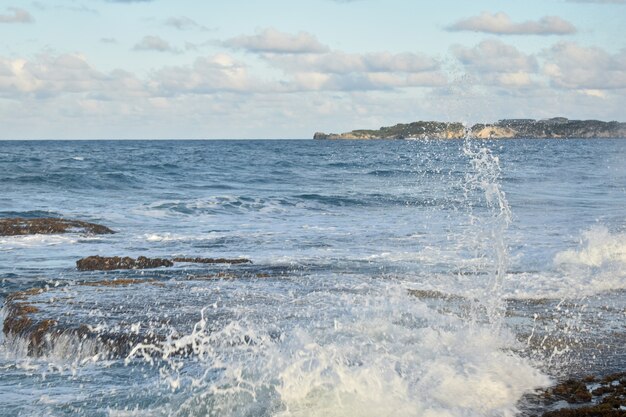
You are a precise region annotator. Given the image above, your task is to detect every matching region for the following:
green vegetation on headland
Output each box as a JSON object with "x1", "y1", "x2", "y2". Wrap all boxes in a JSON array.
[{"x1": 313, "y1": 117, "x2": 626, "y2": 140}]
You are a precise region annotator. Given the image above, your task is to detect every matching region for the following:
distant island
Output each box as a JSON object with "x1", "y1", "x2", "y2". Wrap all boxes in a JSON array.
[{"x1": 313, "y1": 118, "x2": 626, "y2": 140}]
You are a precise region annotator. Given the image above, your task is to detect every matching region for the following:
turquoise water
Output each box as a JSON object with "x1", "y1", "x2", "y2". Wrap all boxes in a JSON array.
[{"x1": 0, "y1": 139, "x2": 625, "y2": 416}]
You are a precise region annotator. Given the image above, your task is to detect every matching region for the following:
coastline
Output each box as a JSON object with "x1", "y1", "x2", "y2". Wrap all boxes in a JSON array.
[{"x1": 314, "y1": 117, "x2": 626, "y2": 140}]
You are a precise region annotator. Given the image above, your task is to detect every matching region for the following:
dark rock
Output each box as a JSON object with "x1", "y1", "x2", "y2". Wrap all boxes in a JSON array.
[
  {"x1": 2, "y1": 282, "x2": 163, "y2": 357},
  {"x1": 172, "y1": 257, "x2": 252, "y2": 265},
  {"x1": 552, "y1": 379, "x2": 592, "y2": 403},
  {"x1": 542, "y1": 407, "x2": 626, "y2": 417},
  {"x1": 76, "y1": 256, "x2": 174, "y2": 271},
  {"x1": 0, "y1": 217, "x2": 115, "y2": 236},
  {"x1": 79, "y1": 278, "x2": 158, "y2": 287},
  {"x1": 537, "y1": 373, "x2": 626, "y2": 417}
]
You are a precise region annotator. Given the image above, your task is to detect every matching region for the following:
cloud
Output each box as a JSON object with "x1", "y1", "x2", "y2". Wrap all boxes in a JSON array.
[
  {"x1": 452, "y1": 40, "x2": 540, "y2": 89},
  {"x1": 288, "y1": 71, "x2": 446, "y2": 92},
  {"x1": 0, "y1": 7, "x2": 34, "y2": 23},
  {"x1": 0, "y1": 53, "x2": 144, "y2": 99},
  {"x1": 1, "y1": 49, "x2": 624, "y2": 139},
  {"x1": 266, "y1": 51, "x2": 439, "y2": 74},
  {"x1": 447, "y1": 12, "x2": 576, "y2": 35},
  {"x1": 543, "y1": 42, "x2": 626, "y2": 90},
  {"x1": 451, "y1": 38, "x2": 626, "y2": 95},
  {"x1": 253, "y1": 45, "x2": 445, "y2": 92},
  {"x1": 452, "y1": 39, "x2": 538, "y2": 73},
  {"x1": 133, "y1": 36, "x2": 180, "y2": 53},
  {"x1": 152, "y1": 54, "x2": 264, "y2": 95},
  {"x1": 31, "y1": 2, "x2": 98, "y2": 14},
  {"x1": 224, "y1": 28, "x2": 329, "y2": 54},
  {"x1": 164, "y1": 16, "x2": 207, "y2": 31}
]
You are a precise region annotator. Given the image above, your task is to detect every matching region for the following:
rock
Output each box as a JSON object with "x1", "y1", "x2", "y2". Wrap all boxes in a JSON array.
[
  {"x1": 552, "y1": 379, "x2": 592, "y2": 403},
  {"x1": 2, "y1": 283, "x2": 163, "y2": 357},
  {"x1": 172, "y1": 257, "x2": 252, "y2": 265},
  {"x1": 0, "y1": 217, "x2": 115, "y2": 236},
  {"x1": 536, "y1": 373, "x2": 626, "y2": 417},
  {"x1": 76, "y1": 256, "x2": 174, "y2": 271}
]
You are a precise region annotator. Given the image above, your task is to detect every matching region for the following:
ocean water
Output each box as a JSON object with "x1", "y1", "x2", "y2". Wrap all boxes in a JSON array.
[{"x1": 0, "y1": 139, "x2": 625, "y2": 416}]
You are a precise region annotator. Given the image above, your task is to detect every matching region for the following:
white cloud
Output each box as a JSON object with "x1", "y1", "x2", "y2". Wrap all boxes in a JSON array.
[
  {"x1": 579, "y1": 89, "x2": 607, "y2": 98},
  {"x1": 133, "y1": 35, "x2": 179, "y2": 53},
  {"x1": 0, "y1": 54, "x2": 144, "y2": 99},
  {"x1": 151, "y1": 54, "x2": 263, "y2": 95},
  {"x1": 266, "y1": 51, "x2": 438, "y2": 74},
  {"x1": 257, "y1": 46, "x2": 444, "y2": 91},
  {"x1": 0, "y1": 7, "x2": 34, "y2": 23},
  {"x1": 452, "y1": 39, "x2": 538, "y2": 73},
  {"x1": 31, "y1": 2, "x2": 98, "y2": 14},
  {"x1": 221, "y1": 29, "x2": 445, "y2": 91},
  {"x1": 224, "y1": 28, "x2": 329, "y2": 54},
  {"x1": 289, "y1": 71, "x2": 446, "y2": 92},
  {"x1": 447, "y1": 12, "x2": 576, "y2": 35},
  {"x1": 543, "y1": 42, "x2": 626, "y2": 89},
  {"x1": 450, "y1": 40, "x2": 543, "y2": 91},
  {"x1": 164, "y1": 16, "x2": 207, "y2": 31}
]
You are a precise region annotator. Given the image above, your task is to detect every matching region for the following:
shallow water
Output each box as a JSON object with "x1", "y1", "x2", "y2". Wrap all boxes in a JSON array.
[{"x1": 0, "y1": 139, "x2": 625, "y2": 416}]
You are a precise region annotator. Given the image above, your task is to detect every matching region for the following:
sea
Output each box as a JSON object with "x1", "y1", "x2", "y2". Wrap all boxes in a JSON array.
[{"x1": 0, "y1": 139, "x2": 624, "y2": 416}]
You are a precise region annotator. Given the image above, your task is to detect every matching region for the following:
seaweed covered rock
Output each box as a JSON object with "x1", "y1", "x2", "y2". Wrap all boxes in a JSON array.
[
  {"x1": 0, "y1": 217, "x2": 114, "y2": 236},
  {"x1": 539, "y1": 374, "x2": 626, "y2": 417},
  {"x1": 2, "y1": 282, "x2": 163, "y2": 357},
  {"x1": 76, "y1": 256, "x2": 174, "y2": 271},
  {"x1": 172, "y1": 257, "x2": 252, "y2": 265}
]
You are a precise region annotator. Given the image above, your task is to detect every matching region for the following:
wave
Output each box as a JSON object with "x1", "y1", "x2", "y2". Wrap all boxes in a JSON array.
[
  {"x1": 140, "y1": 196, "x2": 292, "y2": 217},
  {"x1": 554, "y1": 226, "x2": 626, "y2": 267},
  {"x1": 0, "y1": 234, "x2": 103, "y2": 250},
  {"x1": 124, "y1": 287, "x2": 548, "y2": 417}
]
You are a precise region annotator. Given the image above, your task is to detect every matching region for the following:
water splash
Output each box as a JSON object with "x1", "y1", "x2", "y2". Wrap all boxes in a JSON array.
[
  {"x1": 124, "y1": 286, "x2": 547, "y2": 417},
  {"x1": 462, "y1": 135, "x2": 512, "y2": 330}
]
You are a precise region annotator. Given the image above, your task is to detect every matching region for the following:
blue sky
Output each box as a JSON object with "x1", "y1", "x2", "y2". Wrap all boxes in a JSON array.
[{"x1": 1, "y1": 0, "x2": 625, "y2": 138}]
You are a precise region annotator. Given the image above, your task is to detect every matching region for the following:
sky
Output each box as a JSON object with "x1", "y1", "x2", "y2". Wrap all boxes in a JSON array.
[{"x1": 0, "y1": 0, "x2": 625, "y2": 139}]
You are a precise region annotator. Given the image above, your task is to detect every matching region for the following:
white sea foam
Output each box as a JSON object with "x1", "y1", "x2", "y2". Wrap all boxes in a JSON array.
[
  {"x1": 554, "y1": 226, "x2": 626, "y2": 268},
  {"x1": 125, "y1": 287, "x2": 548, "y2": 417},
  {"x1": 0, "y1": 234, "x2": 101, "y2": 250},
  {"x1": 0, "y1": 307, "x2": 107, "y2": 376},
  {"x1": 143, "y1": 233, "x2": 208, "y2": 243}
]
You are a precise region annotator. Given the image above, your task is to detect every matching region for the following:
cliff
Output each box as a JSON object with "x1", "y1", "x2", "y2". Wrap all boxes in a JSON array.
[{"x1": 314, "y1": 118, "x2": 626, "y2": 140}]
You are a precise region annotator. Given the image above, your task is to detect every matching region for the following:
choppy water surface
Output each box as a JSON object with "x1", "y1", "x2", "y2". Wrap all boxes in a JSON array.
[{"x1": 0, "y1": 139, "x2": 625, "y2": 416}]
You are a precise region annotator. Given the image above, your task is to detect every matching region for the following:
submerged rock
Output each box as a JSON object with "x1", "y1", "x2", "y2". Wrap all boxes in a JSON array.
[
  {"x1": 76, "y1": 256, "x2": 253, "y2": 271},
  {"x1": 76, "y1": 256, "x2": 174, "y2": 271},
  {"x1": 0, "y1": 217, "x2": 114, "y2": 236},
  {"x1": 172, "y1": 257, "x2": 252, "y2": 265},
  {"x1": 2, "y1": 280, "x2": 167, "y2": 357}
]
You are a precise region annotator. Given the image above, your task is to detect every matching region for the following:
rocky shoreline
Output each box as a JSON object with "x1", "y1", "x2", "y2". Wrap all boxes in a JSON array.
[
  {"x1": 314, "y1": 117, "x2": 626, "y2": 140},
  {"x1": 526, "y1": 374, "x2": 626, "y2": 416},
  {"x1": 1, "y1": 216, "x2": 624, "y2": 416}
]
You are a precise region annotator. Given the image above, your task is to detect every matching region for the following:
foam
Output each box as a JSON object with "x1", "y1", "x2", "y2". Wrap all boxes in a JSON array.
[
  {"x1": 554, "y1": 226, "x2": 626, "y2": 268},
  {"x1": 0, "y1": 234, "x2": 101, "y2": 250},
  {"x1": 125, "y1": 287, "x2": 548, "y2": 417}
]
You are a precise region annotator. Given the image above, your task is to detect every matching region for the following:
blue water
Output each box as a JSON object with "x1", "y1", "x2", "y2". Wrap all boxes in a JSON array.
[{"x1": 0, "y1": 139, "x2": 625, "y2": 416}]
